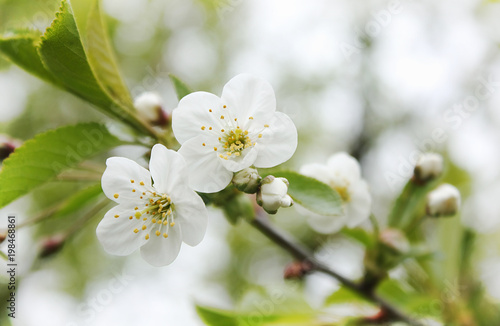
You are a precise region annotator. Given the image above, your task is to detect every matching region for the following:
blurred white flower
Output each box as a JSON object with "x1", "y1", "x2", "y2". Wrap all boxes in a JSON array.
[
  {"x1": 414, "y1": 153, "x2": 443, "y2": 183},
  {"x1": 97, "y1": 144, "x2": 208, "y2": 266},
  {"x1": 462, "y1": 184, "x2": 500, "y2": 233},
  {"x1": 172, "y1": 74, "x2": 298, "y2": 193},
  {"x1": 426, "y1": 184, "x2": 461, "y2": 217},
  {"x1": 257, "y1": 176, "x2": 293, "y2": 214},
  {"x1": 299, "y1": 153, "x2": 372, "y2": 234}
]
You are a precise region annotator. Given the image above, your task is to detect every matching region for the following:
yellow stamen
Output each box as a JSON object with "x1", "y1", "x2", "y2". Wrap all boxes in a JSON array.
[
  {"x1": 156, "y1": 230, "x2": 161, "y2": 236},
  {"x1": 201, "y1": 126, "x2": 206, "y2": 130},
  {"x1": 140, "y1": 181, "x2": 145, "y2": 186},
  {"x1": 134, "y1": 228, "x2": 139, "y2": 233},
  {"x1": 135, "y1": 212, "x2": 142, "y2": 218},
  {"x1": 142, "y1": 225, "x2": 147, "y2": 230},
  {"x1": 114, "y1": 194, "x2": 119, "y2": 199},
  {"x1": 145, "y1": 234, "x2": 150, "y2": 240},
  {"x1": 114, "y1": 214, "x2": 119, "y2": 218},
  {"x1": 163, "y1": 233, "x2": 168, "y2": 238}
]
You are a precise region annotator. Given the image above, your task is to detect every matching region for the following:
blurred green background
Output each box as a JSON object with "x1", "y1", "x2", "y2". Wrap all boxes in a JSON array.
[{"x1": 1, "y1": 0, "x2": 500, "y2": 325}]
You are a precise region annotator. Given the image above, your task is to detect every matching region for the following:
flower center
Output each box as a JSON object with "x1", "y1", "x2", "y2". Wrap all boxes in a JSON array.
[
  {"x1": 219, "y1": 127, "x2": 254, "y2": 159},
  {"x1": 333, "y1": 185, "x2": 350, "y2": 202},
  {"x1": 126, "y1": 180, "x2": 177, "y2": 240}
]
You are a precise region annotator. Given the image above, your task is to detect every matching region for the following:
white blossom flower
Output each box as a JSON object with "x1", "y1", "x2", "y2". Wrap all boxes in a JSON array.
[
  {"x1": 299, "y1": 153, "x2": 372, "y2": 234},
  {"x1": 97, "y1": 144, "x2": 208, "y2": 266},
  {"x1": 172, "y1": 74, "x2": 298, "y2": 193},
  {"x1": 426, "y1": 184, "x2": 461, "y2": 217},
  {"x1": 257, "y1": 176, "x2": 293, "y2": 214},
  {"x1": 414, "y1": 153, "x2": 443, "y2": 182}
]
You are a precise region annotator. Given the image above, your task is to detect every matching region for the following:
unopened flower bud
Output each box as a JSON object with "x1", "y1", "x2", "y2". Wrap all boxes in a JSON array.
[
  {"x1": 232, "y1": 167, "x2": 262, "y2": 193},
  {"x1": 39, "y1": 234, "x2": 65, "y2": 258},
  {"x1": 0, "y1": 134, "x2": 21, "y2": 162},
  {"x1": 134, "y1": 92, "x2": 168, "y2": 126},
  {"x1": 379, "y1": 228, "x2": 410, "y2": 253},
  {"x1": 257, "y1": 176, "x2": 293, "y2": 214},
  {"x1": 426, "y1": 184, "x2": 461, "y2": 217},
  {"x1": 284, "y1": 261, "x2": 313, "y2": 279},
  {"x1": 414, "y1": 153, "x2": 443, "y2": 183}
]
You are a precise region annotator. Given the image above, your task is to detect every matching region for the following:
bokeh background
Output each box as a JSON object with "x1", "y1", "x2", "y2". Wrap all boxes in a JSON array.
[{"x1": 1, "y1": 0, "x2": 500, "y2": 324}]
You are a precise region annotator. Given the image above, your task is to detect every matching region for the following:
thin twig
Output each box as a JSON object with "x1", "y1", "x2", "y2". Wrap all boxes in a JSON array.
[{"x1": 249, "y1": 214, "x2": 423, "y2": 326}]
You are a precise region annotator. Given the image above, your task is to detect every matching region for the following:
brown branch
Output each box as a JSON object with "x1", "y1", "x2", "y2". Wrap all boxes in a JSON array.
[{"x1": 249, "y1": 214, "x2": 422, "y2": 326}]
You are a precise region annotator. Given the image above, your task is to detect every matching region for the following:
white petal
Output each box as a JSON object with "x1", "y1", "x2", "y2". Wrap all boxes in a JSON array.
[
  {"x1": 96, "y1": 205, "x2": 148, "y2": 256},
  {"x1": 218, "y1": 146, "x2": 258, "y2": 172},
  {"x1": 172, "y1": 92, "x2": 223, "y2": 144},
  {"x1": 140, "y1": 223, "x2": 183, "y2": 266},
  {"x1": 253, "y1": 112, "x2": 298, "y2": 168},
  {"x1": 300, "y1": 163, "x2": 334, "y2": 184},
  {"x1": 327, "y1": 153, "x2": 361, "y2": 182},
  {"x1": 345, "y1": 181, "x2": 372, "y2": 228},
  {"x1": 149, "y1": 144, "x2": 188, "y2": 194},
  {"x1": 178, "y1": 136, "x2": 233, "y2": 193},
  {"x1": 220, "y1": 74, "x2": 276, "y2": 122},
  {"x1": 173, "y1": 188, "x2": 208, "y2": 246},
  {"x1": 307, "y1": 211, "x2": 348, "y2": 234},
  {"x1": 101, "y1": 157, "x2": 152, "y2": 204}
]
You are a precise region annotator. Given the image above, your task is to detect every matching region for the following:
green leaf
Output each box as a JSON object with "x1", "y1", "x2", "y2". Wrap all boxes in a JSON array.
[
  {"x1": 325, "y1": 287, "x2": 370, "y2": 306},
  {"x1": 269, "y1": 171, "x2": 343, "y2": 216},
  {"x1": 169, "y1": 74, "x2": 193, "y2": 100},
  {"x1": 341, "y1": 227, "x2": 375, "y2": 248},
  {"x1": 196, "y1": 305, "x2": 313, "y2": 326},
  {"x1": 0, "y1": 30, "x2": 59, "y2": 85},
  {"x1": 52, "y1": 183, "x2": 103, "y2": 218},
  {"x1": 196, "y1": 306, "x2": 240, "y2": 326},
  {"x1": 36, "y1": 0, "x2": 154, "y2": 137},
  {"x1": 38, "y1": 1, "x2": 117, "y2": 111},
  {"x1": 376, "y1": 279, "x2": 436, "y2": 315},
  {"x1": 86, "y1": 0, "x2": 133, "y2": 108},
  {"x1": 0, "y1": 123, "x2": 123, "y2": 208}
]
